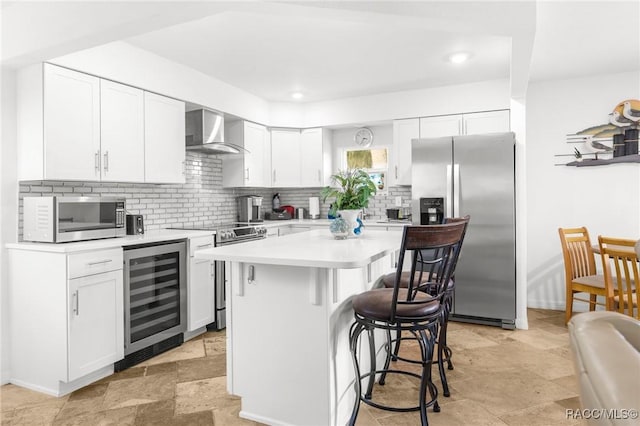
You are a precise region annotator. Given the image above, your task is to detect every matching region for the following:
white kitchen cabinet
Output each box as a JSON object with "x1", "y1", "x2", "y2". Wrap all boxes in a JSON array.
[
  {"x1": 188, "y1": 235, "x2": 215, "y2": 331},
  {"x1": 462, "y1": 110, "x2": 510, "y2": 135},
  {"x1": 68, "y1": 269, "x2": 123, "y2": 381},
  {"x1": 300, "y1": 128, "x2": 333, "y2": 187},
  {"x1": 100, "y1": 80, "x2": 145, "y2": 182},
  {"x1": 8, "y1": 247, "x2": 123, "y2": 396},
  {"x1": 390, "y1": 118, "x2": 419, "y2": 186},
  {"x1": 271, "y1": 129, "x2": 302, "y2": 187},
  {"x1": 418, "y1": 115, "x2": 462, "y2": 138},
  {"x1": 144, "y1": 92, "x2": 186, "y2": 184},
  {"x1": 223, "y1": 121, "x2": 270, "y2": 187},
  {"x1": 41, "y1": 63, "x2": 101, "y2": 181},
  {"x1": 269, "y1": 127, "x2": 332, "y2": 188},
  {"x1": 17, "y1": 63, "x2": 185, "y2": 183},
  {"x1": 419, "y1": 110, "x2": 510, "y2": 138}
]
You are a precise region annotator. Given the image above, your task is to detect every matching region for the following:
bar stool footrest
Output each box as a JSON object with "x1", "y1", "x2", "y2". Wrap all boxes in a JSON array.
[{"x1": 357, "y1": 368, "x2": 440, "y2": 412}]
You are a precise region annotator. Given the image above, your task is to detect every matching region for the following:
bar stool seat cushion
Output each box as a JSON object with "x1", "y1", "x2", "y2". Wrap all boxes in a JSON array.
[
  {"x1": 381, "y1": 271, "x2": 455, "y2": 291},
  {"x1": 352, "y1": 288, "x2": 440, "y2": 321}
]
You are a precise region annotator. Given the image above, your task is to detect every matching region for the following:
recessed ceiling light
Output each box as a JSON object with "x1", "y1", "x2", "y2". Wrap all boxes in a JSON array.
[
  {"x1": 447, "y1": 52, "x2": 471, "y2": 64},
  {"x1": 291, "y1": 92, "x2": 304, "y2": 100}
]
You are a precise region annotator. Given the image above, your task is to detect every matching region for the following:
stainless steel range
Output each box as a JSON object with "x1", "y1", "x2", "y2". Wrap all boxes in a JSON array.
[
  {"x1": 214, "y1": 222, "x2": 267, "y2": 246},
  {"x1": 169, "y1": 222, "x2": 267, "y2": 330}
]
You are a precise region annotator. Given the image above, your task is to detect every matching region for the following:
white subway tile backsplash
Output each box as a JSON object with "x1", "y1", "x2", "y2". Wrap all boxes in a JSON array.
[{"x1": 18, "y1": 151, "x2": 412, "y2": 239}]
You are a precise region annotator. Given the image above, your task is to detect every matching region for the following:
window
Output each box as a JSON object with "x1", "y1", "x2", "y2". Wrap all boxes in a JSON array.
[{"x1": 345, "y1": 147, "x2": 388, "y2": 192}]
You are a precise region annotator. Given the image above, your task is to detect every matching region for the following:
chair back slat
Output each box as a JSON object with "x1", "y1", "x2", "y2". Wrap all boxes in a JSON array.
[
  {"x1": 598, "y1": 236, "x2": 639, "y2": 319},
  {"x1": 391, "y1": 220, "x2": 468, "y2": 322},
  {"x1": 559, "y1": 227, "x2": 597, "y2": 280}
]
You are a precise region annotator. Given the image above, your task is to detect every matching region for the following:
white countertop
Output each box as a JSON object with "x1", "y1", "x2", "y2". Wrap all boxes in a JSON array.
[
  {"x1": 6, "y1": 229, "x2": 215, "y2": 253},
  {"x1": 263, "y1": 218, "x2": 411, "y2": 228},
  {"x1": 195, "y1": 228, "x2": 402, "y2": 269}
]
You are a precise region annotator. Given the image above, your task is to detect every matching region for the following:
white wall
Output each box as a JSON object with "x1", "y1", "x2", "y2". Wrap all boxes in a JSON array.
[
  {"x1": 511, "y1": 96, "x2": 528, "y2": 329},
  {"x1": 1, "y1": 67, "x2": 18, "y2": 385},
  {"x1": 296, "y1": 79, "x2": 511, "y2": 128},
  {"x1": 526, "y1": 70, "x2": 640, "y2": 310},
  {"x1": 50, "y1": 41, "x2": 271, "y2": 126}
]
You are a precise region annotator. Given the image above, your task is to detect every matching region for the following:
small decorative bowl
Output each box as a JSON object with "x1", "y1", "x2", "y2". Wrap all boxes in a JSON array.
[{"x1": 330, "y1": 217, "x2": 349, "y2": 240}]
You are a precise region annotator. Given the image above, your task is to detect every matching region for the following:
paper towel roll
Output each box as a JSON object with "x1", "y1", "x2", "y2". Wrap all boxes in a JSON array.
[{"x1": 309, "y1": 197, "x2": 320, "y2": 219}]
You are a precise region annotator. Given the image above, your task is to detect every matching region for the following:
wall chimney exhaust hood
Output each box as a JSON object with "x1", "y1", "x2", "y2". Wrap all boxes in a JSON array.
[{"x1": 185, "y1": 109, "x2": 249, "y2": 154}]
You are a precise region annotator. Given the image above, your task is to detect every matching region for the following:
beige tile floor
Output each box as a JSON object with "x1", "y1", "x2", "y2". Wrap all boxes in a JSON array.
[{"x1": 1, "y1": 309, "x2": 582, "y2": 425}]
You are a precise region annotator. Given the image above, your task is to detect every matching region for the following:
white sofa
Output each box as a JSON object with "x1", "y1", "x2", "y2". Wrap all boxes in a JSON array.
[{"x1": 568, "y1": 311, "x2": 640, "y2": 425}]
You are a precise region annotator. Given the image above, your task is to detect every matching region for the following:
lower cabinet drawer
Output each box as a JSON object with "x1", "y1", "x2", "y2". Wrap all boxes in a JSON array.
[{"x1": 68, "y1": 248, "x2": 123, "y2": 279}]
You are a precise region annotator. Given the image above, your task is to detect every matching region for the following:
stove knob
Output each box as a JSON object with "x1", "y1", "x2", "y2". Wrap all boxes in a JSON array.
[{"x1": 257, "y1": 227, "x2": 267, "y2": 236}]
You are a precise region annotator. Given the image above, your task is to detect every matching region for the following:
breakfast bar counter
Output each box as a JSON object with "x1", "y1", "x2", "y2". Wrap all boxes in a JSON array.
[{"x1": 196, "y1": 229, "x2": 403, "y2": 425}]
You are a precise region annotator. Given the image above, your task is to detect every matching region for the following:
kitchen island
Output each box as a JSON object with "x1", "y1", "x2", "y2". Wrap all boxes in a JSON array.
[{"x1": 195, "y1": 228, "x2": 403, "y2": 426}]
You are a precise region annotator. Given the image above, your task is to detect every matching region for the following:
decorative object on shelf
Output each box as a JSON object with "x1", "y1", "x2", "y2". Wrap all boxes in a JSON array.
[
  {"x1": 329, "y1": 217, "x2": 350, "y2": 240},
  {"x1": 321, "y1": 169, "x2": 376, "y2": 237},
  {"x1": 354, "y1": 127, "x2": 374, "y2": 147},
  {"x1": 558, "y1": 99, "x2": 640, "y2": 167},
  {"x1": 573, "y1": 147, "x2": 583, "y2": 162}
]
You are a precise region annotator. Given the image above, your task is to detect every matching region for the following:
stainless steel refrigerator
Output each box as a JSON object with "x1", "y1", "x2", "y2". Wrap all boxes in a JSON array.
[{"x1": 411, "y1": 132, "x2": 516, "y2": 329}]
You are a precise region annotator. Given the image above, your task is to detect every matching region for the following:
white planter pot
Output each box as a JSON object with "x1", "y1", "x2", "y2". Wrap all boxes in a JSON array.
[{"x1": 337, "y1": 209, "x2": 363, "y2": 237}]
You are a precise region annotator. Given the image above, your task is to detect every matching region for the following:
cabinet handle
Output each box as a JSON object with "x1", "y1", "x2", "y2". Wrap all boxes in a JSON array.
[
  {"x1": 73, "y1": 291, "x2": 79, "y2": 316},
  {"x1": 248, "y1": 265, "x2": 255, "y2": 283},
  {"x1": 103, "y1": 151, "x2": 109, "y2": 172},
  {"x1": 182, "y1": 161, "x2": 186, "y2": 175},
  {"x1": 245, "y1": 168, "x2": 250, "y2": 181},
  {"x1": 94, "y1": 151, "x2": 100, "y2": 174},
  {"x1": 196, "y1": 243, "x2": 212, "y2": 249},
  {"x1": 317, "y1": 169, "x2": 321, "y2": 182},
  {"x1": 395, "y1": 165, "x2": 398, "y2": 179},
  {"x1": 211, "y1": 263, "x2": 215, "y2": 277},
  {"x1": 273, "y1": 170, "x2": 276, "y2": 183},
  {"x1": 87, "y1": 259, "x2": 112, "y2": 266}
]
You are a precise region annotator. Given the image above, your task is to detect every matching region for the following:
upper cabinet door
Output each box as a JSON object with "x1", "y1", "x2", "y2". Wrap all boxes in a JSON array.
[
  {"x1": 419, "y1": 115, "x2": 462, "y2": 138},
  {"x1": 392, "y1": 118, "x2": 419, "y2": 186},
  {"x1": 271, "y1": 129, "x2": 301, "y2": 187},
  {"x1": 462, "y1": 110, "x2": 510, "y2": 135},
  {"x1": 44, "y1": 64, "x2": 101, "y2": 181},
  {"x1": 300, "y1": 128, "x2": 324, "y2": 187},
  {"x1": 144, "y1": 92, "x2": 186, "y2": 184},
  {"x1": 100, "y1": 80, "x2": 145, "y2": 182},
  {"x1": 243, "y1": 121, "x2": 269, "y2": 187}
]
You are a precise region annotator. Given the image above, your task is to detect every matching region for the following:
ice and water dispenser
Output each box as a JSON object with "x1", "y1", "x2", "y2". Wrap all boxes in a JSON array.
[{"x1": 419, "y1": 197, "x2": 444, "y2": 225}]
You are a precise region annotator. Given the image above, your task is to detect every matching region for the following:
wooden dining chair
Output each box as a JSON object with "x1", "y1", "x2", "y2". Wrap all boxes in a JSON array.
[
  {"x1": 558, "y1": 227, "x2": 607, "y2": 324},
  {"x1": 598, "y1": 236, "x2": 639, "y2": 319}
]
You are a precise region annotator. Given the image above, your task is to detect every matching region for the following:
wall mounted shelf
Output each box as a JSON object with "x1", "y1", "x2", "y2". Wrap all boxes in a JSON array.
[{"x1": 562, "y1": 154, "x2": 640, "y2": 167}]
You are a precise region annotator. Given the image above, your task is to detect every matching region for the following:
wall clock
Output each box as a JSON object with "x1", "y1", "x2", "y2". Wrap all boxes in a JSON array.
[{"x1": 354, "y1": 127, "x2": 374, "y2": 147}]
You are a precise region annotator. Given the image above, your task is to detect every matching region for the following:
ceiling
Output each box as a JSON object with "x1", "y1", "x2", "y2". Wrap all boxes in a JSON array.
[
  {"x1": 124, "y1": 3, "x2": 517, "y2": 103},
  {"x1": 2, "y1": 1, "x2": 639, "y2": 104}
]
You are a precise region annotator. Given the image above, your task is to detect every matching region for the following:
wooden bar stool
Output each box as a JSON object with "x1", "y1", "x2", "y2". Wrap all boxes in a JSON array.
[
  {"x1": 348, "y1": 222, "x2": 466, "y2": 426},
  {"x1": 379, "y1": 215, "x2": 470, "y2": 397}
]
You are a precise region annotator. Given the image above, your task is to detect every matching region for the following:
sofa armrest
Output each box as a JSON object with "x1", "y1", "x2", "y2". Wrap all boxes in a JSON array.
[{"x1": 568, "y1": 311, "x2": 640, "y2": 425}]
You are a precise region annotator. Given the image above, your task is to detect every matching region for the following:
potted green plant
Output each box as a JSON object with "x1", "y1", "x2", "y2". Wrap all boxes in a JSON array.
[{"x1": 321, "y1": 169, "x2": 377, "y2": 237}]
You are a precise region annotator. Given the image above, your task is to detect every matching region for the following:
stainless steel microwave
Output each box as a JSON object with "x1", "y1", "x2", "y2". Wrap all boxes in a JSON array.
[{"x1": 23, "y1": 196, "x2": 126, "y2": 243}]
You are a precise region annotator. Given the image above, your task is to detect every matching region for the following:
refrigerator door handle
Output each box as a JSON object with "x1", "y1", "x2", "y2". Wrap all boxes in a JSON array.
[
  {"x1": 453, "y1": 164, "x2": 460, "y2": 217},
  {"x1": 446, "y1": 164, "x2": 453, "y2": 217}
]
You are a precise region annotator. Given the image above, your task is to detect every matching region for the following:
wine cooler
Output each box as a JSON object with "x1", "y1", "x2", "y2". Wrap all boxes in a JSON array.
[{"x1": 116, "y1": 240, "x2": 187, "y2": 370}]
